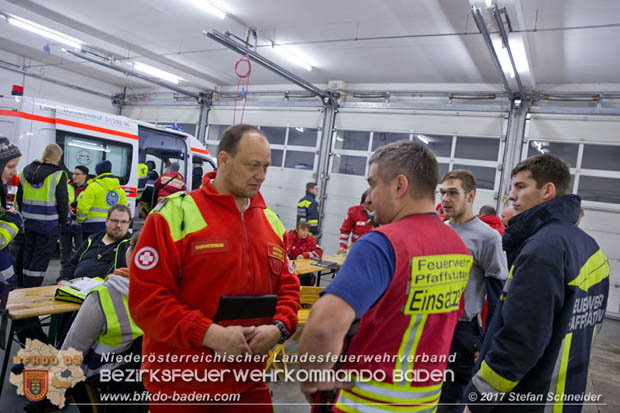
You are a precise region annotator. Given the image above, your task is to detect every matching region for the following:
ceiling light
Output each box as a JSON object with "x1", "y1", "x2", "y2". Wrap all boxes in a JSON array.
[
  {"x1": 273, "y1": 44, "x2": 314, "y2": 71},
  {"x1": 6, "y1": 15, "x2": 83, "y2": 49},
  {"x1": 492, "y1": 34, "x2": 529, "y2": 80},
  {"x1": 129, "y1": 62, "x2": 184, "y2": 84},
  {"x1": 485, "y1": 0, "x2": 493, "y2": 7},
  {"x1": 417, "y1": 135, "x2": 429, "y2": 144},
  {"x1": 194, "y1": 0, "x2": 228, "y2": 19},
  {"x1": 296, "y1": 127, "x2": 304, "y2": 132}
]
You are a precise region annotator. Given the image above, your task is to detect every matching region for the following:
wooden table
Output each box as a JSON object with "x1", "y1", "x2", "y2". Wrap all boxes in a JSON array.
[
  {"x1": 293, "y1": 253, "x2": 347, "y2": 286},
  {"x1": 0, "y1": 285, "x2": 81, "y2": 397}
]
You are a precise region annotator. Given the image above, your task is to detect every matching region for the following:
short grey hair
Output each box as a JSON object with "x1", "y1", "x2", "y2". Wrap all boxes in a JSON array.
[{"x1": 368, "y1": 140, "x2": 438, "y2": 200}]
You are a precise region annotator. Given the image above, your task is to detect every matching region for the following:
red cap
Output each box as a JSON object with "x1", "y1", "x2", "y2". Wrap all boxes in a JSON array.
[{"x1": 11, "y1": 85, "x2": 24, "y2": 96}]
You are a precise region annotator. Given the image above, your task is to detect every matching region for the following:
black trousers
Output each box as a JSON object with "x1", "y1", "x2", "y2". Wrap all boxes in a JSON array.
[
  {"x1": 438, "y1": 319, "x2": 480, "y2": 413},
  {"x1": 22, "y1": 229, "x2": 59, "y2": 287}
]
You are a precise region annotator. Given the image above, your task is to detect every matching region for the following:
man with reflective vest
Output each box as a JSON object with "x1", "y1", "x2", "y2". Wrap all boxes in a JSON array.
[
  {"x1": 153, "y1": 161, "x2": 186, "y2": 203},
  {"x1": 136, "y1": 162, "x2": 148, "y2": 202},
  {"x1": 62, "y1": 232, "x2": 144, "y2": 407},
  {"x1": 297, "y1": 181, "x2": 320, "y2": 236},
  {"x1": 0, "y1": 137, "x2": 23, "y2": 290},
  {"x1": 463, "y1": 154, "x2": 610, "y2": 413},
  {"x1": 16, "y1": 143, "x2": 69, "y2": 287},
  {"x1": 299, "y1": 140, "x2": 473, "y2": 413},
  {"x1": 129, "y1": 124, "x2": 300, "y2": 412},
  {"x1": 60, "y1": 165, "x2": 89, "y2": 268},
  {"x1": 77, "y1": 160, "x2": 128, "y2": 239},
  {"x1": 337, "y1": 190, "x2": 376, "y2": 254},
  {"x1": 57, "y1": 204, "x2": 132, "y2": 284}
]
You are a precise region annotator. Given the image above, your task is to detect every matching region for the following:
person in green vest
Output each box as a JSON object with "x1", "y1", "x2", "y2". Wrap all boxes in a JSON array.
[
  {"x1": 77, "y1": 160, "x2": 127, "y2": 239},
  {"x1": 136, "y1": 162, "x2": 148, "y2": 202},
  {"x1": 61, "y1": 231, "x2": 146, "y2": 412},
  {"x1": 60, "y1": 165, "x2": 89, "y2": 268},
  {"x1": 16, "y1": 143, "x2": 69, "y2": 288}
]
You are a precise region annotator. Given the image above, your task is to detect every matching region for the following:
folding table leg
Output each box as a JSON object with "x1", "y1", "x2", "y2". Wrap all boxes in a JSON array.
[{"x1": 0, "y1": 321, "x2": 16, "y2": 398}]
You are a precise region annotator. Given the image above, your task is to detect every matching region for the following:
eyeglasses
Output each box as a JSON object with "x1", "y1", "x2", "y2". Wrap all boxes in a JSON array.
[
  {"x1": 108, "y1": 219, "x2": 130, "y2": 226},
  {"x1": 437, "y1": 189, "x2": 467, "y2": 198}
]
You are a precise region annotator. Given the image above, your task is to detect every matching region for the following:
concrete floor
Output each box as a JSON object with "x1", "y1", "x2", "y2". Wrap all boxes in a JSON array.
[{"x1": 1, "y1": 259, "x2": 619, "y2": 412}]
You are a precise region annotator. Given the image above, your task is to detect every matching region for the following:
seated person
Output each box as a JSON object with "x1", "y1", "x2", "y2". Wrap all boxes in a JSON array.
[
  {"x1": 57, "y1": 204, "x2": 132, "y2": 285},
  {"x1": 61, "y1": 232, "x2": 146, "y2": 412},
  {"x1": 286, "y1": 221, "x2": 323, "y2": 286}
]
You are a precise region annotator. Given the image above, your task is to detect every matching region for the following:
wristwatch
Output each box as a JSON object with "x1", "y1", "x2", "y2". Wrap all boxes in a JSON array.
[{"x1": 273, "y1": 320, "x2": 290, "y2": 344}]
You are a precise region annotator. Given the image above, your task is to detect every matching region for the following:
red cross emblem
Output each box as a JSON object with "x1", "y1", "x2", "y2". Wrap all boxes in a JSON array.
[{"x1": 134, "y1": 247, "x2": 159, "y2": 270}]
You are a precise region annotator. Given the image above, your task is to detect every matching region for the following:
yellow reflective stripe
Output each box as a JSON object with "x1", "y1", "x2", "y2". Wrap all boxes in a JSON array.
[
  {"x1": 298, "y1": 200, "x2": 312, "y2": 208},
  {"x1": 0, "y1": 221, "x2": 19, "y2": 243},
  {"x1": 307, "y1": 219, "x2": 319, "y2": 224},
  {"x1": 122, "y1": 295, "x2": 144, "y2": 340},
  {"x1": 567, "y1": 249, "x2": 609, "y2": 292},
  {"x1": 263, "y1": 207, "x2": 285, "y2": 242},
  {"x1": 479, "y1": 361, "x2": 519, "y2": 393},
  {"x1": 154, "y1": 193, "x2": 207, "y2": 242},
  {"x1": 394, "y1": 314, "x2": 427, "y2": 381},
  {"x1": 508, "y1": 265, "x2": 514, "y2": 280},
  {"x1": 336, "y1": 389, "x2": 437, "y2": 413},
  {"x1": 553, "y1": 333, "x2": 573, "y2": 413},
  {"x1": 351, "y1": 380, "x2": 442, "y2": 404},
  {"x1": 94, "y1": 286, "x2": 122, "y2": 347}
]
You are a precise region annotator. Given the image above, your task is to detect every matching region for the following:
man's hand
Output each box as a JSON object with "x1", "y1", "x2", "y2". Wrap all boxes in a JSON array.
[
  {"x1": 300, "y1": 379, "x2": 354, "y2": 404},
  {"x1": 296, "y1": 254, "x2": 304, "y2": 260},
  {"x1": 336, "y1": 247, "x2": 346, "y2": 255},
  {"x1": 247, "y1": 324, "x2": 281, "y2": 355},
  {"x1": 203, "y1": 324, "x2": 254, "y2": 356}
]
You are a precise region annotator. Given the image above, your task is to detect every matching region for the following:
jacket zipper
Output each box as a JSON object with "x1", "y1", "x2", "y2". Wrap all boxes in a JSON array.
[{"x1": 240, "y1": 211, "x2": 253, "y2": 294}]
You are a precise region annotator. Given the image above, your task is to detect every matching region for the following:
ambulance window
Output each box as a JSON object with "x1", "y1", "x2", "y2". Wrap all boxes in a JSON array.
[{"x1": 56, "y1": 132, "x2": 133, "y2": 185}]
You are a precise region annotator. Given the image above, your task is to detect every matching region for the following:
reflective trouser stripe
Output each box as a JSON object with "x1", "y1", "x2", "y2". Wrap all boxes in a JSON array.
[
  {"x1": 23, "y1": 269, "x2": 45, "y2": 277},
  {"x1": 336, "y1": 389, "x2": 438, "y2": 413},
  {"x1": 1, "y1": 267, "x2": 14, "y2": 280}
]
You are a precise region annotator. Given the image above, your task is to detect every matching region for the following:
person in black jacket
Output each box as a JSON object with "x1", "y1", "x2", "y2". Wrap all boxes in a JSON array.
[
  {"x1": 296, "y1": 181, "x2": 320, "y2": 236},
  {"x1": 16, "y1": 143, "x2": 69, "y2": 287},
  {"x1": 58, "y1": 204, "x2": 132, "y2": 284},
  {"x1": 464, "y1": 154, "x2": 610, "y2": 413}
]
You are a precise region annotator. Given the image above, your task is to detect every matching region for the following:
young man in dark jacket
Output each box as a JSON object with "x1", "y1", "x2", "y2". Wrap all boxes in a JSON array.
[
  {"x1": 297, "y1": 182, "x2": 320, "y2": 236},
  {"x1": 464, "y1": 154, "x2": 610, "y2": 413}
]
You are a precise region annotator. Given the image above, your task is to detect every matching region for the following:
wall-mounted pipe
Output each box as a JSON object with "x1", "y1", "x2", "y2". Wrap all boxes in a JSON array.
[
  {"x1": 0, "y1": 60, "x2": 111, "y2": 99},
  {"x1": 65, "y1": 49, "x2": 205, "y2": 100},
  {"x1": 204, "y1": 30, "x2": 329, "y2": 101}
]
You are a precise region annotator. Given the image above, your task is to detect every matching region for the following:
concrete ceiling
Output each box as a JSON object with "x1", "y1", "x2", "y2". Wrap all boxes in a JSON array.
[{"x1": 0, "y1": 0, "x2": 619, "y2": 94}]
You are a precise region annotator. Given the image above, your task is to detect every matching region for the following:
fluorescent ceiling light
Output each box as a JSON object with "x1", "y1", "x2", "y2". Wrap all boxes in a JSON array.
[
  {"x1": 273, "y1": 44, "x2": 314, "y2": 71},
  {"x1": 417, "y1": 134, "x2": 429, "y2": 144},
  {"x1": 130, "y1": 62, "x2": 184, "y2": 84},
  {"x1": 485, "y1": 0, "x2": 493, "y2": 7},
  {"x1": 492, "y1": 34, "x2": 529, "y2": 80},
  {"x1": 194, "y1": 0, "x2": 228, "y2": 19},
  {"x1": 296, "y1": 127, "x2": 304, "y2": 132},
  {"x1": 6, "y1": 15, "x2": 83, "y2": 49}
]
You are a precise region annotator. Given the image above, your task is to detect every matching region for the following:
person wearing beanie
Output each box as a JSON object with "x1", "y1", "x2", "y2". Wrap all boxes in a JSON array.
[
  {"x1": 77, "y1": 159, "x2": 127, "y2": 239},
  {"x1": 0, "y1": 136, "x2": 23, "y2": 291},
  {"x1": 59, "y1": 165, "x2": 90, "y2": 268},
  {"x1": 154, "y1": 160, "x2": 186, "y2": 203}
]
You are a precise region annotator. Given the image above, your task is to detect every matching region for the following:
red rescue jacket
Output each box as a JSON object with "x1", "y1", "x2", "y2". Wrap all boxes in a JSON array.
[
  {"x1": 129, "y1": 171, "x2": 300, "y2": 395},
  {"x1": 339, "y1": 204, "x2": 373, "y2": 249},
  {"x1": 480, "y1": 214, "x2": 505, "y2": 236},
  {"x1": 154, "y1": 171, "x2": 186, "y2": 202},
  {"x1": 286, "y1": 229, "x2": 323, "y2": 260}
]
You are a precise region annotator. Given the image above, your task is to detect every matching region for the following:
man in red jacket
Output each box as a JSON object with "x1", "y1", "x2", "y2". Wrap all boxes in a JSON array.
[
  {"x1": 129, "y1": 124, "x2": 300, "y2": 412},
  {"x1": 477, "y1": 204, "x2": 504, "y2": 236},
  {"x1": 337, "y1": 190, "x2": 375, "y2": 254}
]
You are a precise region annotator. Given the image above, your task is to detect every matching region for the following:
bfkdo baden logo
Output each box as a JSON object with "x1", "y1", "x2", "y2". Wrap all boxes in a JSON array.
[
  {"x1": 23, "y1": 370, "x2": 49, "y2": 401},
  {"x1": 10, "y1": 339, "x2": 86, "y2": 409}
]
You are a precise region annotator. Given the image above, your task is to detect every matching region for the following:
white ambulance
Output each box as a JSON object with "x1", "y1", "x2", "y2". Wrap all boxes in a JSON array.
[{"x1": 0, "y1": 96, "x2": 216, "y2": 216}]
